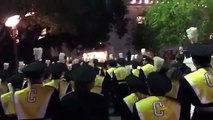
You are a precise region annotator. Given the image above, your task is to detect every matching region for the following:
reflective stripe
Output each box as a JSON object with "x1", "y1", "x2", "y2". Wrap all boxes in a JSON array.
[
  {"x1": 114, "y1": 67, "x2": 128, "y2": 80},
  {"x1": 14, "y1": 85, "x2": 54, "y2": 119},
  {"x1": 1, "y1": 92, "x2": 16, "y2": 115},
  {"x1": 123, "y1": 93, "x2": 139, "y2": 112},
  {"x1": 185, "y1": 68, "x2": 213, "y2": 104}
]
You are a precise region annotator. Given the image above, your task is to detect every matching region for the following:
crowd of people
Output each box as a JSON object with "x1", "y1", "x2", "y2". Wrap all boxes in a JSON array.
[{"x1": 0, "y1": 43, "x2": 213, "y2": 120}]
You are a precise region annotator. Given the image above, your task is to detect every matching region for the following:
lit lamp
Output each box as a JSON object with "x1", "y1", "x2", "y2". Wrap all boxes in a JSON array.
[{"x1": 5, "y1": 15, "x2": 21, "y2": 72}]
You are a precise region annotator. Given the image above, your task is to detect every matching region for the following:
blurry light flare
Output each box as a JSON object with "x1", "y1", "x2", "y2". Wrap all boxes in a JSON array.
[
  {"x1": 138, "y1": 0, "x2": 142, "y2": 4},
  {"x1": 38, "y1": 28, "x2": 47, "y2": 40},
  {"x1": 5, "y1": 15, "x2": 21, "y2": 28},
  {"x1": 130, "y1": 0, "x2": 137, "y2": 4},
  {"x1": 83, "y1": 51, "x2": 108, "y2": 61},
  {"x1": 144, "y1": 0, "x2": 150, "y2": 4},
  {"x1": 99, "y1": 42, "x2": 102, "y2": 45},
  {"x1": 25, "y1": 12, "x2": 35, "y2": 17}
]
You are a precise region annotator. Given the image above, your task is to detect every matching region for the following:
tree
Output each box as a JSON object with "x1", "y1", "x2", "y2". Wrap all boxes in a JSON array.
[
  {"x1": 0, "y1": 0, "x2": 129, "y2": 48},
  {"x1": 144, "y1": 0, "x2": 213, "y2": 47}
]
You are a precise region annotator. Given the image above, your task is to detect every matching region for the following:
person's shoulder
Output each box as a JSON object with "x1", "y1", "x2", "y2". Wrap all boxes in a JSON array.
[
  {"x1": 61, "y1": 91, "x2": 75, "y2": 101},
  {"x1": 89, "y1": 92, "x2": 105, "y2": 99},
  {"x1": 137, "y1": 96, "x2": 159, "y2": 104}
]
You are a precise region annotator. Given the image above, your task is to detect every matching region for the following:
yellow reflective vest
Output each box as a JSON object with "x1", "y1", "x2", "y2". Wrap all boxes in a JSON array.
[
  {"x1": 123, "y1": 93, "x2": 139, "y2": 112},
  {"x1": 114, "y1": 66, "x2": 128, "y2": 81},
  {"x1": 107, "y1": 67, "x2": 117, "y2": 78},
  {"x1": 184, "y1": 67, "x2": 213, "y2": 104},
  {"x1": 45, "y1": 79, "x2": 71, "y2": 99},
  {"x1": 0, "y1": 92, "x2": 15, "y2": 115},
  {"x1": 132, "y1": 69, "x2": 140, "y2": 77},
  {"x1": 14, "y1": 84, "x2": 54, "y2": 119},
  {"x1": 139, "y1": 64, "x2": 155, "y2": 78},
  {"x1": 136, "y1": 96, "x2": 180, "y2": 120},
  {"x1": 91, "y1": 75, "x2": 105, "y2": 95}
]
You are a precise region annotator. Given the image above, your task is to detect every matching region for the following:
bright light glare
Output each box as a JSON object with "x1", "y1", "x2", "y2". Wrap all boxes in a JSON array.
[
  {"x1": 38, "y1": 28, "x2": 47, "y2": 40},
  {"x1": 130, "y1": 0, "x2": 137, "y2": 4},
  {"x1": 83, "y1": 51, "x2": 108, "y2": 62},
  {"x1": 5, "y1": 15, "x2": 21, "y2": 28},
  {"x1": 144, "y1": 0, "x2": 150, "y2": 4},
  {"x1": 25, "y1": 12, "x2": 35, "y2": 17},
  {"x1": 138, "y1": 0, "x2": 142, "y2": 4}
]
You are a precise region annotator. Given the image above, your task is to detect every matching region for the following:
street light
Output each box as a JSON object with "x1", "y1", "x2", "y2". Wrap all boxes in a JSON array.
[{"x1": 5, "y1": 15, "x2": 21, "y2": 73}]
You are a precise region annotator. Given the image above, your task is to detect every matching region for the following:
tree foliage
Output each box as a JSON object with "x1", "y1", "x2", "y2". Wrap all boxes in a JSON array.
[
  {"x1": 144, "y1": 0, "x2": 213, "y2": 47},
  {"x1": 0, "y1": 0, "x2": 128, "y2": 48}
]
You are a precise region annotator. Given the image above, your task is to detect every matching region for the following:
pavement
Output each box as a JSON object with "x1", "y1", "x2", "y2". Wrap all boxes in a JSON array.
[{"x1": 110, "y1": 116, "x2": 121, "y2": 120}]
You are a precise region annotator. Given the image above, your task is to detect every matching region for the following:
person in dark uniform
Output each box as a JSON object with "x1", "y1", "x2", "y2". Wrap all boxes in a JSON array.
[
  {"x1": 61, "y1": 64, "x2": 109, "y2": 120},
  {"x1": 14, "y1": 61, "x2": 60, "y2": 120},
  {"x1": 0, "y1": 70, "x2": 9, "y2": 95},
  {"x1": 45, "y1": 63, "x2": 72, "y2": 99},
  {"x1": 178, "y1": 44, "x2": 213, "y2": 120},
  {"x1": 122, "y1": 74, "x2": 149, "y2": 120},
  {"x1": 0, "y1": 74, "x2": 23, "y2": 120},
  {"x1": 171, "y1": 53, "x2": 191, "y2": 76},
  {"x1": 112, "y1": 57, "x2": 130, "y2": 115},
  {"x1": 133, "y1": 72, "x2": 181, "y2": 120}
]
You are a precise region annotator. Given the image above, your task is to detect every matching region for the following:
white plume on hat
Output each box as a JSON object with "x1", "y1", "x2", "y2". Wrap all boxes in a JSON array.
[
  {"x1": 131, "y1": 55, "x2": 135, "y2": 61},
  {"x1": 18, "y1": 61, "x2": 25, "y2": 73},
  {"x1": 59, "y1": 52, "x2": 66, "y2": 63},
  {"x1": 45, "y1": 60, "x2": 51, "y2": 67},
  {"x1": 109, "y1": 54, "x2": 114, "y2": 60},
  {"x1": 141, "y1": 48, "x2": 146, "y2": 55},
  {"x1": 67, "y1": 64, "x2": 72, "y2": 71},
  {"x1": 33, "y1": 48, "x2": 43, "y2": 61},
  {"x1": 186, "y1": 27, "x2": 198, "y2": 44},
  {"x1": 3, "y1": 63, "x2": 9, "y2": 70},
  {"x1": 153, "y1": 56, "x2": 165, "y2": 72},
  {"x1": 118, "y1": 53, "x2": 124, "y2": 58},
  {"x1": 73, "y1": 58, "x2": 80, "y2": 64},
  {"x1": 7, "y1": 83, "x2": 14, "y2": 92},
  {"x1": 134, "y1": 54, "x2": 138, "y2": 60}
]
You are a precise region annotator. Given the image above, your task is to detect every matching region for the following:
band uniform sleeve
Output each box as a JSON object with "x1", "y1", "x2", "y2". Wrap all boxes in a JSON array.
[
  {"x1": 0, "y1": 101, "x2": 5, "y2": 116},
  {"x1": 178, "y1": 78, "x2": 200, "y2": 120},
  {"x1": 46, "y1": 89, "x2": 61, "y2": 120}
]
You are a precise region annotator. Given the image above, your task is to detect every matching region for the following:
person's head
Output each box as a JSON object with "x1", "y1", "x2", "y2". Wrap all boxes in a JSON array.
[
  {"x1": 72, "y1": 64, "x2": 96, "y2": 92},
  {"x1": 175, "y1": 53, "x2": 184, "y2": 63},
  {"x1": 7, "y1": 74, "x2": 24, "y2": 91},
  {"x1": 49, "y1": 63, "x2": 67, "y2": 80},
  {"x1": 22, "y1": 61, "x2": 47, "y2": 83},
  {"x1": 93, "y1": 59, "x2": 99, "y2": 67},
  {"x1": 108, "y1": 60, "x2": 117, "y2": 68},
  {"x1": 64, "y1": 71, "x2": 72, "y2": 82},
  {"x1": 132, "y1": 60, "x2": 140, "y2": 69},
  {"x1": 117, "y1": 58, "x2": 126, "y2": 66},
  {"x1": 188, "y1": 44, "x2": 213, "y2": 67},
  {"x1": 126, "y1": 74, "x2": 148, "y2": 95},
  {"x1": 147, "y1": 72, "x2": 172, "y2": 96}
]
